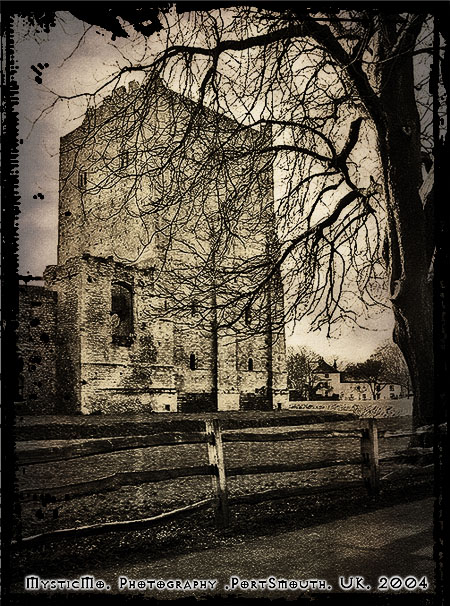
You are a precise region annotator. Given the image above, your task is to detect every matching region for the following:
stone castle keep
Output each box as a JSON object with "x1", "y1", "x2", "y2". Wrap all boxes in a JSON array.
[{"x1": 18, "y1": 78, "x2": 288, "y2": 414}]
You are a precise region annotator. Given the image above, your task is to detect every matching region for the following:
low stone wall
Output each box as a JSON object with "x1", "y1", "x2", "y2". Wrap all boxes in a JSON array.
[
  {"x1": 17, "y1": 285, "x2": 58, "y2": 413},
  {"x1": 287, "y1": 398, "x2": 413, "y2": 418}
]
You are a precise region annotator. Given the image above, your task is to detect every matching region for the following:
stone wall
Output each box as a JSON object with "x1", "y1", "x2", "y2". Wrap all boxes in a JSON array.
[
  {"x1": 39, "y1": 77, "x2": 289, "y2": 415},
  {"x1": 17, "y1": 273, "x2": 288, "y2": 414},
  {"x1": 57, "y1": 78, "x2": 272, "y2": 273},
  {"x1": 17, "y1": 285, "x2": 57, "y2": 413},
  {"x1": 44, "y1": 260, "x2": 82, "y2": 413},
  {"x1": 287, "y1": 398, "x2": 413, "y2": 418},
  {"x1": 45, "y1": 255, "x2": 177, "y2": 414},
  {"x1": 39, "y1": 252, "x2": 287, "y2": 414}
]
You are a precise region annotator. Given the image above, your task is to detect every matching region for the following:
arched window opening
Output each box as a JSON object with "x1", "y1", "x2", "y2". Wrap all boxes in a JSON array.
[
  {"x1": 111, "y1": 282, "x2": 133, "y2": 346},
  {"x1": 120, "y1": 150, "x2": 129, "y2": 168},
  {"x1": 78, "y1": 170, "x2": 87, "y2": 189},
  {"x1": 248, "y1": 357, "x2": 254, "y2": 371},
  {"x1": 189, "y1": 353, "x2": 196, "y2": 370},
  {"x1": 244, "y1": 305, "x2": 251, "y2": 326}
]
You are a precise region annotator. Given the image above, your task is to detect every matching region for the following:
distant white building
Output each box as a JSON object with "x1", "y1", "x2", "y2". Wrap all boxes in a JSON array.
[
  {"x1": 313, "y1": 359, "x2": 341, "y2": 398},
  {"x1": 310, "y1": 359, "x2": 403, "y2": 401},
  {"x1": 377, "y1": 383, "x2": 403, "y2": 400}
]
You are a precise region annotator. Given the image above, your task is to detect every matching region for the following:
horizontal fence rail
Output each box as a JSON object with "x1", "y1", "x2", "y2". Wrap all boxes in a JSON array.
[
  {"x1": 14, "y1": 499, "x2": 214, "y2": 548},
  {"x1": 19, "y1": 458, "x2": 364, "y2": 504},
  {"x1": 17, "y1": 429, "x2": 362, "y2": 466},
  {"x1": 16, "y1": 432, "x2": 207, "y2": 465},
  {"x1": 13, "y1": 418, "x2": 434, "y2": 548}
]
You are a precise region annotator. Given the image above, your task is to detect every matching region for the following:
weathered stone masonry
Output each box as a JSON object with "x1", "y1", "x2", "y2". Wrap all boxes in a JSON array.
[
  {"x1": 42, "y1": 255, "x2": 177, "y2": 414},
  {"x1": 19, "y1": 79, "x2": 288, "y2": 414},
  {"x1": 17, "y1": 285, "x2": 57, "y2": 413}
]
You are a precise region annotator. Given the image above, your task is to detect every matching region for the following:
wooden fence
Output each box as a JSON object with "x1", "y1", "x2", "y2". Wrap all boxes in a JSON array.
[{"x1": 13, "y1": 418, "x2": 435, "y2": 548}]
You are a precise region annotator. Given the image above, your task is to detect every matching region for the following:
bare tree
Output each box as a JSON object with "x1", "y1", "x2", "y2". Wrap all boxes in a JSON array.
[
  {"x1": 371, "y1": 340, "x2": 412, "y2": 396},
  {"x1": 345, "y1": 359, "x2": 385, "y2": 400},
  {"x1": 286, "y1": 346, "x2": 320, "y2": 399},
  {"x1": 15, "y1": 5, "x2": 448, "y2": 430}
]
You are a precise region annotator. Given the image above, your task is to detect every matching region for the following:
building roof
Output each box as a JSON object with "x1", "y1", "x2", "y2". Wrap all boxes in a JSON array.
[
  {"x1": 314, "y1": 359, "x2": 338, "y2": 374},
  {"x1": 340, "y1": 372, "x2": 362, "y2": 383}
]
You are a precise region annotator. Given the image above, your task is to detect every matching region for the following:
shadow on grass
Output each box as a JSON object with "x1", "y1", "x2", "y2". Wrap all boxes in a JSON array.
[{"x1": 10, "y1": 473, "x2": 432, "y2": 584}]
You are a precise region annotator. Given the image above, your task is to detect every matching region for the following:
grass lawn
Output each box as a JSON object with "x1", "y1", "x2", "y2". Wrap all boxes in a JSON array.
[{"x1": 9, "y1": 409, "x2": 432, "y2": 583}]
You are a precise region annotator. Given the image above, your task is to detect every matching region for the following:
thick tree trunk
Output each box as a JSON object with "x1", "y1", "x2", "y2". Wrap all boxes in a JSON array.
[
  {"x1": 377, "y1": 46, "x2": 435, "y2": 434},
  {"x1": 391, "y1": 290, "x2": 434, "y2": 428}
]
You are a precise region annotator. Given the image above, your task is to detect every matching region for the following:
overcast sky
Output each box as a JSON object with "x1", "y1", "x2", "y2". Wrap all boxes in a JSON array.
[{"x1": 14, "y1": 10, "x2": 395, "y2": 364}]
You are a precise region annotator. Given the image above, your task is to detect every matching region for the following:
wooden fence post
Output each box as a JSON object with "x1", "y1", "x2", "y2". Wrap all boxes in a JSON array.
[
  {"x1": 205, "y1": 419, "x2": 229, "y2": 528},
  {"x1": 360, "y1": 418, "x2": 380, "y2": 496}
]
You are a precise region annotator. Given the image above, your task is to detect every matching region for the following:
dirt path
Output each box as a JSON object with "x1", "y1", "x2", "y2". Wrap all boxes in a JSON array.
[
  {"x1": 14, "y1": 497, "x2": 434, "y2": 599},
  {"x1": 102, "y1": 497, "x2": 435, "y2": 598}
]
